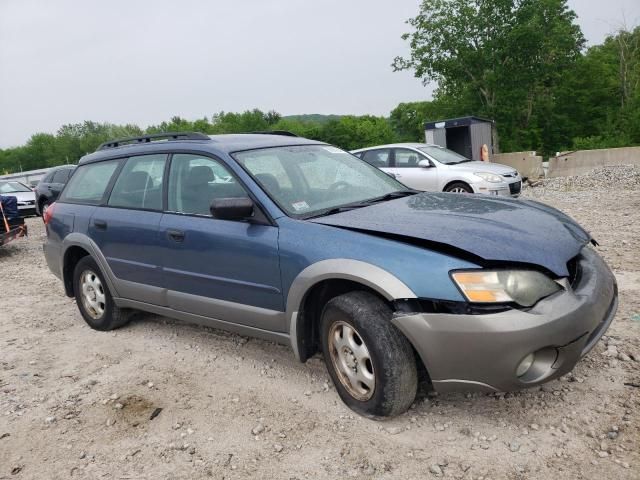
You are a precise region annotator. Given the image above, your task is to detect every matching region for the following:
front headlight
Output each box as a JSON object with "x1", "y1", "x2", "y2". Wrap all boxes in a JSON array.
[
  {"x1": 474, "y1": 172, "x2": 503, "y2": 183},
  {"x1": 451, "y1": 270, "x2": 562, "y2": 307}
]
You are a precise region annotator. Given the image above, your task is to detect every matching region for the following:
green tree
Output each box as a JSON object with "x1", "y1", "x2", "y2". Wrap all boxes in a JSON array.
[{"x1": 393, "y1": 0, "x2": 584, "y2": 154}]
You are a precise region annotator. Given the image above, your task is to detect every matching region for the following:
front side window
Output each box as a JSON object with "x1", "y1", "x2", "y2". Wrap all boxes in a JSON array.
[
  {"x1": 59, "y1": 160, "x2": 120, "y2": 204},
  {"x1": 168, "y1": 154, "x2": 248, "y2": 216},
  {"x1": 394, "y1": 149, "x2": 423, "y2": 168},
  {"x1": 234, "y1": 145, "x2": 405, "y2": 217},
  {"x1": 108, "y1": 154, "x2": 166, "y2": 210}
]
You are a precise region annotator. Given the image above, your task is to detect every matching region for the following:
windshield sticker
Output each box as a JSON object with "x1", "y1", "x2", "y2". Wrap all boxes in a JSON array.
[
  {"x1": 291, "y1": 201, "x2": 310, "y2": 211},
  {"x1": 322, "y1": 146, "x2": 344, "y2": 154}
]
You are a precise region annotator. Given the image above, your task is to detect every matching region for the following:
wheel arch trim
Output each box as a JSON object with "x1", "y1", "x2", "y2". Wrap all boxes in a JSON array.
[
  {"x1": 61, "y1": 233, "x2": 120, "y2": 298},
  {"x1": 285, "y1": 259, "x2": 417, "y2": 361}
]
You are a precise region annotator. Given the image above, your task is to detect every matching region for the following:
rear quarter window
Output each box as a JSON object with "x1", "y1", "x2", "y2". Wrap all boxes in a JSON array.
[{"x1": 60, "y1": 160, "x2": 120, "y2": 204}]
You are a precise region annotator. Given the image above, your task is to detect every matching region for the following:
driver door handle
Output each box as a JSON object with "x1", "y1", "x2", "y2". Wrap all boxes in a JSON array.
[{"x1": 167, "y1": 229, "x2": 185, "y2": 243}]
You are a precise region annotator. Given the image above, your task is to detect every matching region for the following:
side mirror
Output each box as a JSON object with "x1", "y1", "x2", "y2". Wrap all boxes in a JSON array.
[
  {"x1": 418, "y1": 159, "x2": 434, "y2": 168},
  {"x1": 210, "y1": 197, "x2": 254, "y2": 220}
]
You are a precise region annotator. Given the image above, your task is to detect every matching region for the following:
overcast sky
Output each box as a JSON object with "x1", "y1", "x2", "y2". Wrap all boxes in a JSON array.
[{"x1": 1, "y1": 0, "x2": 639, "y2": 148}]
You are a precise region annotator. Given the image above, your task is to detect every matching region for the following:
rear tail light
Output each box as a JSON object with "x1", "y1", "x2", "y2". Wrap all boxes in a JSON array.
[{"x1": 43, "y1": 202, "x2": 56, "y2": 225}]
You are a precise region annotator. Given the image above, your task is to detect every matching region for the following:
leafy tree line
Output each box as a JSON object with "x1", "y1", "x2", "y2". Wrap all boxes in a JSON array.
[
  {"x1": 1, "y1": 0, "x2": 639, "y2": 173},
  {"x1": 0, "y1": 111, "x2": 395, "y2": 174},
  {"x1": 393, "y1": 0, "x2": 640, "y2": 155}
]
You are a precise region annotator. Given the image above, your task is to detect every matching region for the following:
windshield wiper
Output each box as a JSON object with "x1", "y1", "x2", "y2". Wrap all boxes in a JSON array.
[
  {"x1": 304, "y1": 191, "x2": 417, "y2": 219},
  {"x1": 358, "y1": 190, "x2": 417, "y2": 204},
  {"x1": 450, "y1": 159, "x2": 472, "y2": 165},
  {"x1": 304, "y1": 204, "x2": 367, "y2": 219}
]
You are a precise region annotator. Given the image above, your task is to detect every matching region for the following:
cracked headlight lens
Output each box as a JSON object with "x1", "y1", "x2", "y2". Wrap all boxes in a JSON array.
[{"x1": 451, "y1": 270, "x2": 562, "y2": 307}]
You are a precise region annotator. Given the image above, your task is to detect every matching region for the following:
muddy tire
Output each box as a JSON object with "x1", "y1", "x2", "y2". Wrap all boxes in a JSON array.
[
  {"x1": 73, "y1": 256, "x2": 131, "y2": 331},
  {"x1": 320, "y1": 291, "x2": 418, "y2": 418}
]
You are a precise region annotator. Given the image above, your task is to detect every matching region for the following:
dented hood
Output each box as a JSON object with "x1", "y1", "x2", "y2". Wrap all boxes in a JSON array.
[{"x1": 310, "y1": 192, "x2": 591, "y2": 277}]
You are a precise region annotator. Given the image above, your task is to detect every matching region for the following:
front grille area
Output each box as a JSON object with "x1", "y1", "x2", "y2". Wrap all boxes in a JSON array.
[
  {"x1": 509, "y1": 181, "x2": 521, "y2": 195},
  {"x1": 502, "y1": 171, "x2": 518, "y2": 178}
]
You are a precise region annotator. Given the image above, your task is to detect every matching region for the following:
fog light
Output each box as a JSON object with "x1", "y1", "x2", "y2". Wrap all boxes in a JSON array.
[{"x1": 516, "y1": 353, "x2": 535, "y2": 377}]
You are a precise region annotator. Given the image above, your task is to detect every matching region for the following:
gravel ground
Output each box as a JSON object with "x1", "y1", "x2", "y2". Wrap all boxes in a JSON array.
[{"x1": 1, "y1": 177, "x2": 639, "y2": 480}]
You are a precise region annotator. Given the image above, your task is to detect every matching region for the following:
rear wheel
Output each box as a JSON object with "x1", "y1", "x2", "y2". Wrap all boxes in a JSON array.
[
  {"x1": 73, "y1": 256, "x2": 131, "y2": 331},
  {"x1": 444, "y1": 182, "x2": 472, "y2": 193},
  {"x1": 320, "y1": 291, "x2": 418, "y2": 418}
]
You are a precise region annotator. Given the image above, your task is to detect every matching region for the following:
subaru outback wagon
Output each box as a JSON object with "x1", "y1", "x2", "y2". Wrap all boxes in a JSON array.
[{"x1": 43, "y1": 132, "x2": 617, "y2": 418}]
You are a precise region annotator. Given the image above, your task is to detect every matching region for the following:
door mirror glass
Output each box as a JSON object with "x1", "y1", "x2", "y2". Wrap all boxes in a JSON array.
[
  {"x1": 418, "y1": 159, "x2": 434, "y2": 168},
  {"x1": 210, "y1": 197, "x2": 254, "y2": 220}
]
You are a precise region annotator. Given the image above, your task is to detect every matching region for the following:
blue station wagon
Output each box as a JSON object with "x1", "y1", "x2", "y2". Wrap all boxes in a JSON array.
[{"x1": 43, "y1": 132, "x2": 617, "y2": 418}]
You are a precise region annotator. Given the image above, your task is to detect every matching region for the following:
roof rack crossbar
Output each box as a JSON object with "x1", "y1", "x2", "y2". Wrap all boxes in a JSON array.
[
  {"x1": 97, "y1": 132, "x2": 210, "y2": 151},
  {"x1": 249, "y1": 130, "x2": 299, "y2": 137}
]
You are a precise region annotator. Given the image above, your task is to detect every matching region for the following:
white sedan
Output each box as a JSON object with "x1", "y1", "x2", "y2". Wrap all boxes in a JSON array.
[
  {"x1": 0, "y1": 181, "x2": 37, "y2": 216},
  {"x1": 351, "y1": 143, "x2": 522, "y2": 197}
]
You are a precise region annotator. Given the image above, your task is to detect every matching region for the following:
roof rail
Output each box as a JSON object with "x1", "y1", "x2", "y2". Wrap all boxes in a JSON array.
[
  {"x1": 249, "y1": 130, "x2": 299, "y2": 137},
  {"x1": 97, "y1": 132, "x2": 210, "y2": 151}
]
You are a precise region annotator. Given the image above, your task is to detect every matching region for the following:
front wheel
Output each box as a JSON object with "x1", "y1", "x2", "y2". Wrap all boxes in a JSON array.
[
  {"x1": 320, "y1": 291, "x2": 418, "y2": 418},
  {"x1": 444, "y1": 182, "x2": 473, "y2": 193}
]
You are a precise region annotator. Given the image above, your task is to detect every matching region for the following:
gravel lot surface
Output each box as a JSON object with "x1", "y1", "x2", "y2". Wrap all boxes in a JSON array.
[{"x1": 1, "y1": 171, "x2": 639, "y2": 479}]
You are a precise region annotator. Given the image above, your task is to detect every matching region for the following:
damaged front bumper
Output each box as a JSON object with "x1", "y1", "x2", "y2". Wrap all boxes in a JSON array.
[{"x1": 391, "y1": 247, "x2": 617, "y2": 393}]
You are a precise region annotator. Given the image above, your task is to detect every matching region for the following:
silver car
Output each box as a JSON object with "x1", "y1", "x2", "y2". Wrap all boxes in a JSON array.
[
  {"x1": 0, "y1": 181, "x2": 37, "y2": 216},
  {"x1": 351, "y1": 143, "x2": 522, "y2": 197}
]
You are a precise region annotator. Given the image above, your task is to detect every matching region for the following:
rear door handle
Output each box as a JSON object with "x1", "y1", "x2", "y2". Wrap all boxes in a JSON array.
[
  {"x1": 167, "y1": 229, "x2": 185, "y2": 243},
  {"x1": 94, "y1": 220, "x2": 107, "y2": 230}
]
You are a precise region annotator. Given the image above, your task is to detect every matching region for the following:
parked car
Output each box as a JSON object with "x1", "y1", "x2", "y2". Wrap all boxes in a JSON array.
[
  {"x1": 351, "y1": 143, "x2": 522, "y2": 197},
  {"x1": 0, "y1": 180, "x2": 36, "y2": 217},
  {"x1": 0, "y1": 195, "x2": 28, "y2": 247},
  {"x1": 43, "y1": 132, "x2": 617, "y2": 418},
  {"x1": 35, "y1": 165, "x2": 76, "y2": 216}
]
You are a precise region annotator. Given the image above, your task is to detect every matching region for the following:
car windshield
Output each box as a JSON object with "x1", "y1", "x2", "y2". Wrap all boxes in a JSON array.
[
  {"x1": 233, "y1": 145, "x2": 413, "y2": 218},
  {"x1": 0, "y1": 181, "x2": 31, "y2": 193},
  {"x1": 418, "y1": 146, "x2": 471, "y2": 165}
]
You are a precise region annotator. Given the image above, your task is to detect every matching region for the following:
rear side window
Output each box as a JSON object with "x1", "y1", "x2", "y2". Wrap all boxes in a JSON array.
[
  {"x1": 362, "y1": 149, "x2": 391, "y2": 168},
  {"x1": 52, "y1": 169, "x2": 71, "y2": 183},
  {"x1": 108, "y1": 154, "x2": 166, "y2": 210},
  {"x1": 60, "y1": 160, "x2": 120, "y2": 204}
]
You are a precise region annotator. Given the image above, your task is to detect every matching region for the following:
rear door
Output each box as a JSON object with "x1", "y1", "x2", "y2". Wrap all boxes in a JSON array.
[
  {"x1": 360, "y1": 149, "x2": 392, "y2": 175},
  {"x1": 88, "y1": 154, "x2": 167, "y2": 304},
  {"x1": 159, "y1": 153, "x2": 283, "y2": 330},
  {"x1": 387, "y1": 148, "x2": 438, "y2": 191}
]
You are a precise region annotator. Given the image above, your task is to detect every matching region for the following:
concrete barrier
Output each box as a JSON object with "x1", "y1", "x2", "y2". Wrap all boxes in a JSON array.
[
  {"x1": 548, "y1": 146, "x2": 640, "y2": 177},
  {"x1": 491, "y1": 151, "x2": 543, "y2": 179}
]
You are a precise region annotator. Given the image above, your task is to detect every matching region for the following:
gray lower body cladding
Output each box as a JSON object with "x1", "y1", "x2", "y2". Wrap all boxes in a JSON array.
[{"x1": 392, "y1": 247, "x2": 617, "y2": 393}]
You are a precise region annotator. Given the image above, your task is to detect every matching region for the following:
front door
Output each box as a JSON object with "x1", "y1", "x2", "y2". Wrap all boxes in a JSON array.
[
  {"x1": 387, "y1": 148, "x2": 438, "y2": 191},
  {"x1": 159, "y1": 153, "x2": 284, "y2": 331}
]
